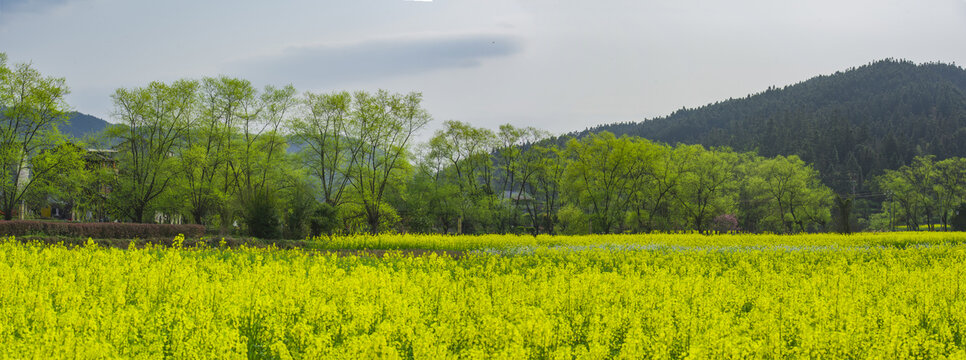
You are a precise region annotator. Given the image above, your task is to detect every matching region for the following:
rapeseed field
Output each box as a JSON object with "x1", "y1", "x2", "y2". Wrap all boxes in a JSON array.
[{"x1": 2, "y1": 233, "x2": 966, "y2": 359}]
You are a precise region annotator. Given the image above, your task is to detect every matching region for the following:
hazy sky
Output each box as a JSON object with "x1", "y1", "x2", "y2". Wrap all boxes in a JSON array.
[{"x1": 2, "y1": 0, "x2": 966, "y2": 136}]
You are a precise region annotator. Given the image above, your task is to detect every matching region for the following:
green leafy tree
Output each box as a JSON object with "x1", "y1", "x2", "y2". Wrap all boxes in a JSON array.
[
  {"x1": 495, "y1": 125, "x2": 548, "y2": 232},
  {"x1": 427, "y1": 120, "x2": 496, "y2": 233},
  {"x1": 176, "y1": 76, "x2": 248, "y2": 225},
  {"x1": 110, "y1": 79, "x2": 197, "y2": 223},
  {"x1": 933, "y1": 157, "x2": 966, "y2": 230},
  {"x1": 877, "y1": 169, "x2": 921, "y2": 230},
  {"x1": 290, "y1": 91, "x2": 361, "y2": 209},
  {"x1": 748, "y1": 155, "x2": 832, "y2": 233},
  {"x1": 877, "y1": 156, "x2": 966, "y2": 231},
  {"x1": 626, "y1": 141, "x2": 677, "y2": 232},
  {"x1": 0, "y1": 54, "x2": 83, "y2": 220},
  {"x1": 406, "y1": 145, "x2": 461, "y2": 233},
  {"x1": 563, "y1": 132, "x2": 652, "y2": 233},
  {"x1": 531, "y1": 143, "x2": 566, "y2": 234},
  {"x1": 234, "y1": 84, "x2": 298, "y2": 238},
  {"x1": 349, "y1": 90, "x2": 430, "y2": 234},
  {"x1": 670, "y1": 146, "x2": 738, "y2": 232}
]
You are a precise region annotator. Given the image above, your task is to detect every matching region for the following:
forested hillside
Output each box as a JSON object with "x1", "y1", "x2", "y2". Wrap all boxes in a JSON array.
[
  {"x1": 63, "y1": 112, "x2": 110, "y2": 139},
  {"x1": 578, "y1": 59, "x2": 966, "y2": 194}
]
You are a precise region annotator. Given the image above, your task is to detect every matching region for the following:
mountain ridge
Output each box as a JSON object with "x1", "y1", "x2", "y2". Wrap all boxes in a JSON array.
[
  {"x1": 62, "y1": 112, "x2": 111, "y2": 141},
  {"x1": 574, "y1": 59, "x2": 966, "y2": 193}
]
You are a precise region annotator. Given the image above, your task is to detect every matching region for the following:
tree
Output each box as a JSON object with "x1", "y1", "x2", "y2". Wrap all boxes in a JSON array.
[
  {"x1": 427, "y1": 120, "x2": 496, "y2": 233},
  {"x1": 25, "y1": 143, "x2": 89, "y2": 220},
  {"x1": 0, "y1": 54, "x2": 83, "y2": 220},
  {"x1": 110, "y1": 79, "x2": 197, "y2": 223},
  {"x1": 350, "y1": 90, "x2": 430, "y2": 234},
  {"x1": 494, "y1": 124, "x2": 548, "y2": 232},
  {"x1": 176, "y1": 76, "x2": 247, "y2": 225},
  {"x1": 833, "y1": 194, "x2": 853, "y2": 234},
  {"x1": 952, "y1": 204, "x2": 966, "y2": 231},
  {"x1": 233, "y1": 84, "x2": 298, "y2": 238},
  {"x1": 531, "y1": 143, "x2": 566, "y2": 234},
  {"x1": 933, "y1": 157, "x2": 966, "y2": 230},
  {"x1": 627, "y1": 141, "x2": 679, "y2": 232},
  {"x1": 290, "y1": 91, "x2": 361, "y2": 210},
  {"x1": 877, "y1": 169, "x2": 921, "y2": 230},
  {"x1": 877, "y1": 156, "x2": 966, "y2": 231},
  {"x1": 402, "y1": 161, "x2": 460, "y2": 233},
  {"x1": 748, "y1": 155, "x2": 832, "y2": 233},
  {"x1": 562, "y1": 132, "x2": 652, "y2": 233},
  {"x1": 670, "y1": 146, "x2": 738, "y2": 232}
]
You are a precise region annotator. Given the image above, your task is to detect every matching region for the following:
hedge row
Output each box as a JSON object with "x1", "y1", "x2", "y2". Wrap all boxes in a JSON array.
[{"x1": 0, "y1": 221, "x2": 204, "y2": 239}]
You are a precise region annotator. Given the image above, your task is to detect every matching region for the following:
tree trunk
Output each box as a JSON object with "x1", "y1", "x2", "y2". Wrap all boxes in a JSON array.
[
  {"x1": 366, "y1": 204, "x2": 380, "y2": 234},
  {"x1": 220, "y1": 209, "x2": 232, "y2": 235},
  {"x1": 133, "y1": 207, "x2": 146, "y2": 224},
  {"x1": 191, "y1": 208, "x2": 206, "y2": 226}
]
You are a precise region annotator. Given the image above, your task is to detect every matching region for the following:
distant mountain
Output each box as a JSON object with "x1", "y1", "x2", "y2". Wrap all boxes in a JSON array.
[
  {"x1": 576, "y1": 59, "x2": 966, "y2": 193},
  {"x1": 62, "y1": 112, "x2": 110, "y2": 140}
]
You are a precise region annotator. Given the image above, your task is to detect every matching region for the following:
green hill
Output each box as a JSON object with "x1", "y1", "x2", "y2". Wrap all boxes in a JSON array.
[
  {"x1": 62, "y1": 112, "x2": 110, "y2": 140},
  {"x1": 577, "y1": 59, "x2": 966, "y2": 193}
]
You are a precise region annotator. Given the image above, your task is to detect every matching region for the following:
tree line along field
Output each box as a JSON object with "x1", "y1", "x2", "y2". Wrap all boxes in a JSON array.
[
  {"x1": 3, "y1": 233, "x2": 966, "y2": 359},
  {"x1": 5, "y1": 53, "x2": 965, "y2": 238}
]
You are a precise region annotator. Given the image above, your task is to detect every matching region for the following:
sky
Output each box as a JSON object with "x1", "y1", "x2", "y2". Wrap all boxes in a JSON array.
[{"x1": 2, "y1": 0, "x2": 966, "y2": 137}]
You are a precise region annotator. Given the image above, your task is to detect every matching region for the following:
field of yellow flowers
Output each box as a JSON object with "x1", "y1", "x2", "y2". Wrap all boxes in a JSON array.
[{"x1": 2, "y1": 233, "x2": 966, "y2": 359}]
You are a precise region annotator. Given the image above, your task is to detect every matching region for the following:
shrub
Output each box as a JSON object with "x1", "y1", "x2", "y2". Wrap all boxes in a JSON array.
[
  {"x1": 712, "y1": 214, "x2": 740, "y2": 233},
  {"x1": 557, "y1": 204, "x2": 590, "y2": 235},
  {"x1": 0, "y1": 221, "x2": 204, "y2": 238},
  {"x1": 310, "y1": 202, "x2": 340, "y2": 237},
  {"x1": 241, "y1": 190, "x2": 282, "y2": 239}
]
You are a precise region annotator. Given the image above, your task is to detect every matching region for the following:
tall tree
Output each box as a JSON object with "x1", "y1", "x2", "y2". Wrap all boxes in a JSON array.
[
  {"x1": 0, "y1": 54, "x2": 82, "y2": 220},
  {"x1": 427, "y1": 120, "x2": 496, "y2": 233},
  {"x1": 531, "y1": 143, "x2": 566, "y2": 234},
  {"x1": 176, "y1": 76, "x2": 246, "y2": 225},
  {"x1": 627, "y1": 141, "x2": 678, "y2": 232},
  {"x1": 670, "y1": 146, "x2": 738, "y2": 232},
  {"x1": 350, "y1": 90, "x2": 430, "y2": 233},
  {"x1": 110, "y1": 79, "x2": 197, "y2": 223},
  {"x1": 234, "y1": 84, "x2": 298, "y2": 238},
  {"x1": 495, "y1": 125, "x2": 548, "y2": 232},
  {"x1": 934, "y1": 157, "x2": 966, "y2": 230},
  {"x1": 562, "y1": 132, "x2": 652, "y2": 233},
  {"x1": 290, "y1": 91, "x2": 361, "y2": 208},
  {"x1": 748, "y1": 155, "x2": 832, "y2": 233}
]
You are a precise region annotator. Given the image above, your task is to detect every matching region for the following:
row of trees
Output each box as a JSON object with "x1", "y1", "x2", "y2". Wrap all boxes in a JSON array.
[
  {"x1": 102, "y1": 79, "x2": 431, "y2": 237},
  {"x1": 873, "y1": 156, "x2": 966, "y2": 231},
  {"x1": 418, "y1": 128, "x2": 833, "y2": 235},
  {"x1": 3, "y1": 55, "x2": 843, "y2": 236}
]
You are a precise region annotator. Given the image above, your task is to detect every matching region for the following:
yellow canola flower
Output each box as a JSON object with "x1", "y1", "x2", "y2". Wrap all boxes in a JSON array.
[{"x1": 0, "y1": 233, "x2": 964, "y2": 358}]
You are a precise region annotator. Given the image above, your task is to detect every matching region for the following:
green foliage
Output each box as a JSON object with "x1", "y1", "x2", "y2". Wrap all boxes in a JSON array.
[
  {"x1": 309, "y1": 202, "x2": 339, "y2": 237},
  {"x1": 281, "y1": 177, "x2": 318, "y2": 239},
  {"x1": 3, "y1": 52, "x2": 899, "y2": 237},
  {"x1": 562, "y1": 132, "x2": 655, "y2": 233},
  {"x1": 240, "y1": 189, "x2": 281, "y2": 239},
  {"x1": 581, "y1": 60, "x2": 966, "y2": 195},
  {"x1": 744, "y1": 155, "x2": 833, "y2": 233},
  {"x1": 0, "y1": 54, "x2": 81, "y2": 220},
  {"x1": 876, "y1": 156, "x2": 966, "y2": 231},
  {"x1": 557, "y1": 204, "x2": 590, "y2": 235},
  {"x1": 110, "y1": 79, "x2": 197, "y2": 223}
]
